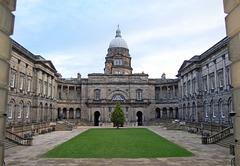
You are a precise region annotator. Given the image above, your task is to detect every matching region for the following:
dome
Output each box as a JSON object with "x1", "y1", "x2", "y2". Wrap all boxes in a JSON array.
[{"x1": 109, "y1": 27, "x2": 128, "y2": 49}]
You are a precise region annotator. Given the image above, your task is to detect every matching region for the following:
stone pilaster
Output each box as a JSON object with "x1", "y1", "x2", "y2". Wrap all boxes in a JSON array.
[
  {"x1": 0, "y1": 0, "x2": 16, "y2": 165},
  {"x1": 223, "y1": 0, "x2": 240, "y2": 164}
]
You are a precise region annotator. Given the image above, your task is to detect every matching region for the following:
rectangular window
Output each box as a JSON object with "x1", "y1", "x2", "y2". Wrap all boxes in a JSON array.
[
  {"x1": 218, "y1": 70, "x2": 224, "y2": 88},
  {"x1": 19, "y1": 75, "x2": 24, "y2": 90},
  {"x1": 203, "y1": 76, "x2": 207, "y2": 92},
  {"x1": 10, "y1": 71, "x2": 16, "y2": 88},
  {"x1": 209, "y1": 73, "x2": 215, "y2": 91},
  {"x1": 95, "y1": 90, "x2": 100, "y2": 100},
  {"x1": 187, "y1": 81, "x2": 191, "y2": 95},
  {"x1": 38, "y1": 80, "x2": 42, "y2": 94},
  {"x1": 27, "y1": 78, "x2": 31, "y2": 92},
  {"x1": 192, "y1": 79, "x2": 196, "y2": 94},
  {"x1": 183, "y1": 83, "x2": 186, "y2": 96},
  {"x1": 59, "y1": 92, "x2": 61, "y2": 99},
  {"x1": 137, "y1": 91, "x2": 142, "y2": 100},
  {"x1": 49, "y1": 84, "x2": 51, "y2": 96},
  {"x1": 155, "y1": 92, "x2": 160, "y2": 100}
]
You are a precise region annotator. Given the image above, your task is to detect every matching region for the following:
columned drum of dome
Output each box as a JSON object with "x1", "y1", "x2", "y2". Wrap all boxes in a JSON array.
[{"x1": 104, "y1": 27, "x2": 133, "y2": 75}]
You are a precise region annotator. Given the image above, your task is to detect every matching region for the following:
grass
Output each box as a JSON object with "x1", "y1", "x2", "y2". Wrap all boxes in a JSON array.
[{"x1": 41, "y1": 128, "x2": 194, "y2": 158}]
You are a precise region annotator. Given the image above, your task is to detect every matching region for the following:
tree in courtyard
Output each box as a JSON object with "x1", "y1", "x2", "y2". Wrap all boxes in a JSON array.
[{"x1": 111, "y1": 101, "x2": 125, "y2": 129}]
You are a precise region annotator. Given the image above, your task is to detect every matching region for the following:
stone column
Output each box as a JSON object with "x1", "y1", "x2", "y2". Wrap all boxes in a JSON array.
[
  {"x1": 0, "y1": 0, "x2": 16, "y2": 164},
  {"x1": 223, "y1": 1, "x2": 240, "y2": 164}
]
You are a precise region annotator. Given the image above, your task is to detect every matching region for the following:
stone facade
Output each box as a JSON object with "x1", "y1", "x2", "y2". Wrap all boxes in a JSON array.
[
  {"x1": 56, "y1": 28, "x2": 179, "y2": 126},
  {"x1": 223, "y1": 1, "x2": 240, "y2": 164},
  {"x1": 6, "y1": 28, "x2": 179, "y2": 128},
  {"x1": 6, "y1": 28, "x2": 233, "y2": 129},
  {"x1": 177, "y1": 37, "x2": 232, "y2": 126},
  {"x1": 6, "y1": 40, "x2": 58, "y2": 134}
]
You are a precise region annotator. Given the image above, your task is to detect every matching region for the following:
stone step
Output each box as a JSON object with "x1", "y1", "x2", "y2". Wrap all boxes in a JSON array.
[
  {"x1": 215, "y1": 134, "x2": 234, "y2": 148},
  {"x1": 4, "y1": 138, "x2": 19, "y2": 150}
]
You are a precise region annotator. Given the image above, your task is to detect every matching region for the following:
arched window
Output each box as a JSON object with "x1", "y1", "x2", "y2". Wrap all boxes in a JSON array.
[
  {"x1": 26, "y1": 103, "x2": 30, "y2": 119},
  {"x1": 211, "y1": 101, "x2": 215, "y2": 118},
  {"x1": 8, "y1": 101, "x2": 13, "y2": 119},
  {"x1": 219, "y1": 100, "x2": 224, "y2": 118},
  {"x1": 18, "y1": 102, "x2": 23, "y2": 118},
  {"x1": 112, "y1": 94, "x2": 125, "y2": 101}
]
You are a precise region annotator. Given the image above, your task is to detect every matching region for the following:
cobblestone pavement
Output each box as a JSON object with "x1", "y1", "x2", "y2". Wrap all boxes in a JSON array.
[{"x1": 5, "y1": 126, "x2": 233, "y2": 166}]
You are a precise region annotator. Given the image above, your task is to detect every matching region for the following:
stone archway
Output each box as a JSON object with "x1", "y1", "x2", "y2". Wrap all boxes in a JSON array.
[
  {"x1": 94, "y1": 111, "x2": 101, "y2": 126},
  {"x1": 136, "y1": 111, "x2": 143, "y2": 126}
]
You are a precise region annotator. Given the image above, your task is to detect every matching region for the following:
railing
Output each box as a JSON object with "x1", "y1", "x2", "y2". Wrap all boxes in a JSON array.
[
  {"x1": 201, "y1": 126, "x2": 233, "y2": 144},
  {"x1": 5, "y1": 130, "x2": 33, "y2": 146}
]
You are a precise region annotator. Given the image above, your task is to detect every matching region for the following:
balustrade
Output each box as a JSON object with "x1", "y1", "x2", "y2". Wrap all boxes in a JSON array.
[{"x1": 5, "y1": 130, "x2": 33, "y2": 146}]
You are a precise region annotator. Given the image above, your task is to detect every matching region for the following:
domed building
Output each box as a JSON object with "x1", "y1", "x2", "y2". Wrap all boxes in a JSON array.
[
  {"x1": 55, "y1": 27, "x2": 179, "y2": 126},
  {"x1": 104, "y1": 27, "x2": 132, "y2": 75},
  {"x1": 6, "y1": 27, "x2": 179, "y2": 134}
]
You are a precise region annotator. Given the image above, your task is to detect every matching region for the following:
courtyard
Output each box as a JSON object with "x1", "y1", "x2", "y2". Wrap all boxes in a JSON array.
[{"x1": 5, "y1": 126, "x2": 233, "y2": 166}]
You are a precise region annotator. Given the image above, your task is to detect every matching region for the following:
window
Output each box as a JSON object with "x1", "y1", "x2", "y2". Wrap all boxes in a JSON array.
[
  {"x1": 18, "y1": 102, "x2": 22, "y2": 118},
  {"x1": 220, "y1": 101, "x2": 224, "y2": 118},
  {"x1": 38, "y1": 80, "x2": 42, "y2": 94},
  {"x1": 27, "y1": 78, "x2": 31, "y2": 92},
  {"x1": 204, "y1": 102, "x2": 208, "y2": 118},
  {"x1": 137, "y1": 90, "x2": 142, "y2": 100},
  {"x1": 49, "y1": 84, "x2": 52, "y2": 97},
  {"x1": 192, "y1": 79, "x2": 196, "y2": 94},
  {"x1": 94, "y1": 90, "x2": 100, "y2": 100},
  {"x1": 209, "y1": 73, "x2": 215, "y2": 90},
  {"x1": 19, "y1": 74, "x2": 24, "y2": 90},
  {"x1": 59, "y1": 92, "x2": 61, "y2": 99},
  {"x1": 10, "y1": 71, "x2": 16, "y2": 88},
  {"x1": 187, "y1": 81, "x2": 191, "y2": 95},
  {"x1": 43, "y1": 82, "x2": 47, "y2": 95},
  {"x1": 114, "y1": 58, "x2": 123, "y2": 65},
  {"x1": 183, "y1": 83, "x2": 186, "y2": 96},
  {"x1": 77, "y1": 87, "x2": 81, "y2": 101},
  {"x1": 211, "y1": 102, "x2": 216, "y2": 118},
  {"x1": 112, "y1": 94, "x2": 124, "y2": 101},
  {"x1": 155, "y1": 92, "x2": 160, "y2": 100},
  {"x1": 218, "y1": 70, "x2": 224, "y2": 89},
  {"x1": 8, "y1": 101, "x2": 13, "y2": 119},
  {"x1": 114, "y1": 71, "x2": 123, "y2": 74},
  {"x1": 203, "y1": 76, "x2": 207, "y2": 92},
  {"x1": 26, "y1": 103, "x2": 30, "y2": 118}
]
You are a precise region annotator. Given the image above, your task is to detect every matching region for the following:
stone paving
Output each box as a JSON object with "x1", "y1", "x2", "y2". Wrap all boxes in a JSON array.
[{"x1": 5, "y1": 126, "x2": 233, "y2": 166}]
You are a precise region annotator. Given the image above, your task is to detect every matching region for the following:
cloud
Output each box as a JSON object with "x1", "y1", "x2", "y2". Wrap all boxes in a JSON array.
[{"x1": 12, "y1": 0, "x2": 227, "y2": 79}]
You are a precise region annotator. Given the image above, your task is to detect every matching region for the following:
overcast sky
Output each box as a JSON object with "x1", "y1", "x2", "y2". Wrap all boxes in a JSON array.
[{"x1": 12, "y1": 0, "x2": 227, "y2": 79}]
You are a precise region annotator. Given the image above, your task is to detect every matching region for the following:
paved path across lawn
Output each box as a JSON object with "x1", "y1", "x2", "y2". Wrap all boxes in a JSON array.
[{"x1": 5, "y1": 126, "x2": 233, "y2": 166}]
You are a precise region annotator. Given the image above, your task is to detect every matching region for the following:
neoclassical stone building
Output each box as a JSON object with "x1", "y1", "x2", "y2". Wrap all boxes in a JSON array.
[
  {"x1": 177, "y1": 37, "x2": 232, "y2": 126},
  {"x1": 56, "y1": 28, "x2": 179, "y2": 126},
  {"x1": 6, "y1": 27, "x2": 233, "y2": 130},
  {"x1": 6, "y1": 28, "x2": 179, "y2": 129}
]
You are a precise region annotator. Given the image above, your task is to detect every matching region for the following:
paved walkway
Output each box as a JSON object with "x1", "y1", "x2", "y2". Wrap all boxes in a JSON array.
[{"x1": 5, "y1": 126, "x2": 233, "y2": 166}]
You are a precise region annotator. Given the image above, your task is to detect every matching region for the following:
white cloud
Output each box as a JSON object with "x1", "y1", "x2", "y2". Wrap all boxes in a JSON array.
[{"x1": 12, "y1": 0, "x2": 227, "y2": 79}]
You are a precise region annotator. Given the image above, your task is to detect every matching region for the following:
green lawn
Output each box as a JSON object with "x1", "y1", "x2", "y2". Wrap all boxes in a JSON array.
[{"x1": 41, "y1": 128, "x2": 194, "y2": 158}]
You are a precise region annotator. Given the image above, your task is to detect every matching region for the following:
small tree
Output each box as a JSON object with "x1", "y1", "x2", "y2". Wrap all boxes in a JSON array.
[{"x1": 111, "y1": 101, "x2": 125, "y2": 129}]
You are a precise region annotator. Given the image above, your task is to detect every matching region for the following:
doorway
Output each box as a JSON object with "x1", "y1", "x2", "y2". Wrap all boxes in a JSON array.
[
  {"x1": 94, "y1": 111, "x2": 101, "y2": 126},
  {"x1": 136, "y1": 111, "x2": 143, "y2": 126}
]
